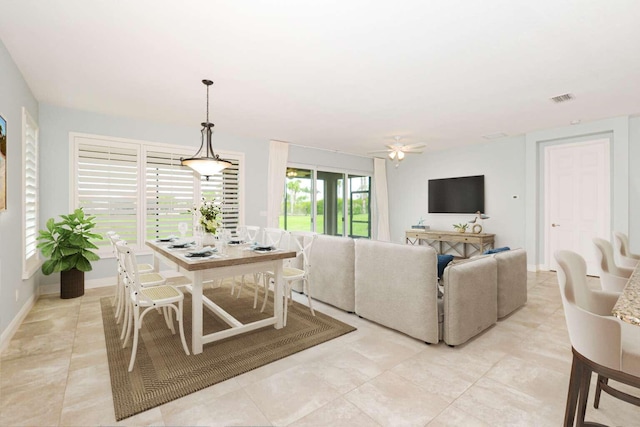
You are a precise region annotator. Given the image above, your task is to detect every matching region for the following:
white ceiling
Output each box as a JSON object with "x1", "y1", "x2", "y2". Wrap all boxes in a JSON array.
[{"x1": 1, "y1": 0, "x2": 639, "y2": 156}]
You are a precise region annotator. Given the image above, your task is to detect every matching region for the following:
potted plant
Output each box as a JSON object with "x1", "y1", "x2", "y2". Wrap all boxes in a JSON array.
[
  {"x1": 37, "y1": 208, "x2": 102, "y2": 299},
  {"x1": 453, "y1": 223, "x2": 468, "y2": 233}
]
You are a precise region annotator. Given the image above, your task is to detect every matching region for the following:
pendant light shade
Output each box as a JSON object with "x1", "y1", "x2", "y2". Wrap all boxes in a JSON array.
[{"x1": 181, "y1": 79, "x2": 231, "y2": 180}]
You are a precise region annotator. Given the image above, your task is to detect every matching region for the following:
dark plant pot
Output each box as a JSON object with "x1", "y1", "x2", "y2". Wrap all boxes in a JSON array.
[{"x1": 60, "y1": 268, "x2": 84, "y2": 299}]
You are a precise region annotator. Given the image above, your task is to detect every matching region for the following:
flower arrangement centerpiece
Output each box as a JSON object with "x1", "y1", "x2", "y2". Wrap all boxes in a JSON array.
[{"x1": 192, "y1": 197, "x2": 222, "y2": 234}]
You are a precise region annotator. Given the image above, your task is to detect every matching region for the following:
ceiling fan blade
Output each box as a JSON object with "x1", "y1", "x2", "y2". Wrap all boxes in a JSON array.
[
  {"x1": 402, "y1": 143, "x2": 426, "y2": 150},
  {"x1": 403, "y1": 150, "x2": 423, "y2": 154},
  {"x1": 368, "y1": 149, "x2": 393, "y2": 154}
]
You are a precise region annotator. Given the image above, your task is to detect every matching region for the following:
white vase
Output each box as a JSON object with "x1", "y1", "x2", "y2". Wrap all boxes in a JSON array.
[{"x1": 202, "y1": 232, "x2": 217, "y2": 246}]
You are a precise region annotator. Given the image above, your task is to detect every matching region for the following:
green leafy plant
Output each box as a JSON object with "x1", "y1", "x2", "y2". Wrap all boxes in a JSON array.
[
  {"x1": 37, "y1": 208, "x2": 102, "y2": 275},
  {"x1": 453, "y1": 223, "x2": 468, "y2": 232}
]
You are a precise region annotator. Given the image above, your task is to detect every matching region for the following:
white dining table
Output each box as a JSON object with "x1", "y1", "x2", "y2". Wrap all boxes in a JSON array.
[{"x1": 146, "y1": 240, "x2": 296, "y2": 354}]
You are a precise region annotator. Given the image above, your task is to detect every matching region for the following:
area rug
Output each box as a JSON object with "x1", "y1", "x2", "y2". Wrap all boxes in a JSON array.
[{"x1": 100, "y1": 286, "x2": 356, "y2": 421}]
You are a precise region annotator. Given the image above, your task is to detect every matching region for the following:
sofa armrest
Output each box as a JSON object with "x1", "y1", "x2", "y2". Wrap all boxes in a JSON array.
[
  {"x1": 308, "y1": 235, "x2": 356, "y2": 312},
  {"x1": 493, "y1": 248, "x2": 527, "y2": 318},
  {"x1": 442, "y1": 256, "x2": 497, "y2": 346}
]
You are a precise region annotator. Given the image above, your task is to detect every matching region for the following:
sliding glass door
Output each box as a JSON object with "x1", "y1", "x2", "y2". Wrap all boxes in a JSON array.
[{"x1": 281, "y1": 166, "x2": 371, "y2": 238}]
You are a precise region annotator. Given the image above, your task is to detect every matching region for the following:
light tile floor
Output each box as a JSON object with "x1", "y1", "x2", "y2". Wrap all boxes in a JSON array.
[{"x1": 1, "y1": 271, "x2": 639, "y2": 426}]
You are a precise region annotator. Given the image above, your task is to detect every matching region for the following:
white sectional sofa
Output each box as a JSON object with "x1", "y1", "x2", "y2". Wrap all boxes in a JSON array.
[{"x1": 307, "y1": 235, "x2": 527, "y2": 346}]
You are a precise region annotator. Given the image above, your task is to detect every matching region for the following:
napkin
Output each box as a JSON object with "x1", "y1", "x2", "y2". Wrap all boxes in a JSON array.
[
  {"x1": 185, "y1": 246, "x2": 216, "y2": 257},
  {"x1": 157, "y1": 235, "x2": 178, "y2": 242}
]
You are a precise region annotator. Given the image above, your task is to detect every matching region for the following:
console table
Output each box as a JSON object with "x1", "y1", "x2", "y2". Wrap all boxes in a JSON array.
[{"x1": 405, "y1": 230, "x2": 495, "y2": 258}]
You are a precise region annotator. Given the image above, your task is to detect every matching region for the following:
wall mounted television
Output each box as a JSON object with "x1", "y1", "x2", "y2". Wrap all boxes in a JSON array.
[{"x1": 428, "y1": 175, "x2": 485, "y2": 214}]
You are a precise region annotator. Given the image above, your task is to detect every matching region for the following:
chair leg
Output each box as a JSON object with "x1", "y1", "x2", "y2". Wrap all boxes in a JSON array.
[
  {"x1": 236, "y1": 275, "x2": 245, "y2": 298},
  {"x1": 128, "y1": 305, "x2": 141, "y2": 372},
  {"x1": 564, "y1": 352, "x2": 583, "y2": 427},
  {"x1": 123, "y1": 302, "x2": 133, "y2": 348},
  {"x1": 577, "y1": 359, "x2": 593, "y2": 426},
  {"x1": 230, "y1": 275, "x2": 237, "y2": 295},
  {"x1": 176, "y1": 300, "x2": 190, "y2": 355},
  {"x1": 260, "y1": 276, "x2": 271, "y2": 313},
  {"x1": 304, "y1": 277, "x2": 315, "y2": 316},
  {"x1": 120, "y1": 296, "x2": 130, "y2": 341},
  {"x1": 163, "y1": 306, "x2": 176, "y2": 334},
  {"x1": 594, "y1": 375, "x2": 607, "y2": 409}
]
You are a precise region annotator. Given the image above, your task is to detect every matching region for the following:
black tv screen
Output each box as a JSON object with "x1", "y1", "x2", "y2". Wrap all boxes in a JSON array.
[{"x1": 428, "y1": 175, "x2": 485, "y2": 214}]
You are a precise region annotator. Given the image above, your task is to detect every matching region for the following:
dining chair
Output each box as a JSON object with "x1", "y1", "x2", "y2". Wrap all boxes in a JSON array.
[
  {"x1": 613, "y1": 231, "x2": 640, "y2": 268},
  {"x1": 251, "y1": 228, "x2": 286, "y2": 309},
  {"x1": 554, "y1": 250, "x2": 640, "y2": 426},
  {"x1": 116, "y1": 241, "x2": 190, "y2": 372},
  {"x1": 593, "y1": 237, "x2": 634, "y2": 292},
  {"x1": 106, "y1": 232, "x2": 154, "y2": 324},
  {"x1": 260, "y1": 231, "x2": 317, "y2": 326},
  {"x1": 230, "y1": 225, "x2": 261, "y2": 297}
]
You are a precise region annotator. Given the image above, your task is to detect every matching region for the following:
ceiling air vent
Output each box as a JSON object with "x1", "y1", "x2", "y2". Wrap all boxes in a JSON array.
[{"x1": 550, "y1": 93, "x2": 575, "y2": 103}]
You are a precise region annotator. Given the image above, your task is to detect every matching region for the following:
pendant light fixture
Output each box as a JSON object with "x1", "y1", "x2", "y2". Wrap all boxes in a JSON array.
[{"x1": 181, "y1": 79, "x2": 231, "y2": 180}]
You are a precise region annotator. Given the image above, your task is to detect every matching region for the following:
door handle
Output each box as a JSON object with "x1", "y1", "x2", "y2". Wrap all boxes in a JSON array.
[{"x1": 552, "y1": 223, "x2": 560, "y2": 227}]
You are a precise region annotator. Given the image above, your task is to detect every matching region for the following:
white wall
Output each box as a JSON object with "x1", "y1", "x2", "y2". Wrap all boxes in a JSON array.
[
  {"x1": 387, "y1": 136, "x2": 527, "y2": 250},
  {"x1": 0, "y1": 40, "x2": 39, "y2": 341}
]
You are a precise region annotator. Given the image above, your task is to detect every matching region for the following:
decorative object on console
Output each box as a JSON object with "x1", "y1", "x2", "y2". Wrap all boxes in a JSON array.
[
  {"x1": 412, "y1": 217, "x2": 429, "y2": 230},
  {"x1": 368, "y1": 136, "x2": 425, "y2": 168},
  {"x1": 468, "y1": 210, "x2": 490, "y2": 234},
  {"x1": 453, "y1": 223, "x2": 468, "y2": 233},
  {"x1": 180, "y1": 79, "x2": 231, "y2": 180}
]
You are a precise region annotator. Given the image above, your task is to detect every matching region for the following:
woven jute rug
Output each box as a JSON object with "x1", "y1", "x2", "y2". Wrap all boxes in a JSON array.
[{"x1": 100, "y1": 286, "x2": 356, "y2": 421}]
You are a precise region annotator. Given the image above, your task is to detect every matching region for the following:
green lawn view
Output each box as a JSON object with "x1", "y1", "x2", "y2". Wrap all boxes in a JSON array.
[{"x1": 279, "y1": 214, "x2": 369, "y2": 237}]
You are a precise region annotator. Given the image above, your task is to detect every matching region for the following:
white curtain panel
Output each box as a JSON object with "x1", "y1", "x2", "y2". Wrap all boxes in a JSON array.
[
  {"x1": 374, "y1": 158, "x2": 391, "y2": 241},
  {"x1": 267, "y1": 140, "x2": 289, "y2": 228}
]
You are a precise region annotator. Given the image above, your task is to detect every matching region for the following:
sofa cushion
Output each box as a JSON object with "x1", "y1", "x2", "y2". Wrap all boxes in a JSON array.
[
  {"x1": 484, "y1": 246, "x2": 510, "y2": 255},
  {"x1": 355, "y1": 239, "x2": 439, "y2": 344},
  {"x1": 437, "y1": 254, "x2": 455, "y2": 278}
]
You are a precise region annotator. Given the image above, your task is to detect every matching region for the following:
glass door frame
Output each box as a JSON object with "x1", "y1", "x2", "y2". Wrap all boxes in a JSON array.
[{"x1": 284, "y1": 162, "x2": 371, "y2": 237}]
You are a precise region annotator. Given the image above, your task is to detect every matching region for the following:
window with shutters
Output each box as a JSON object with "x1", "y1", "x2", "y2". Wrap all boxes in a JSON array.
[
  {"x1": 23, "y1": 108, "x2": 40, "y2": 278},
  {"x1": 71, "y1": 133, "x2": 243, "y2": 255}
]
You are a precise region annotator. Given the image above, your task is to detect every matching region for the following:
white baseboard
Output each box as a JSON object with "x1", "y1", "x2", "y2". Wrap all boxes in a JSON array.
[
  {"x1": 527, "y1": 264, "x2": 552, "y2": 272},
  {"x1": 0, "y1": 293, "x2": 37, "y2": 353}
]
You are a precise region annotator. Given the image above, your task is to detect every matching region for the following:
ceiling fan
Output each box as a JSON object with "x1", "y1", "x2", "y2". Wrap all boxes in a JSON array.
[{"x1": 369, "y1": 136, "x2": 426, "y2": 167}]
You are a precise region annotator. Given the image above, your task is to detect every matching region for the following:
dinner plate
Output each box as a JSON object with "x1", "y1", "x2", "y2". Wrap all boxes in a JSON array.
[
  {"x1": 185, "y1": 251, "x2": 214, "y2": 258},
  {"x1": 228, "y1": 240, "x2": 245, "y2": 245}
]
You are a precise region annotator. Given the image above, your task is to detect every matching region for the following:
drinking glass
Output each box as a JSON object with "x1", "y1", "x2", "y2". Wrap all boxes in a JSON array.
[{"x1": 178, "y1": 222, "x2": 188, "y2": 238}]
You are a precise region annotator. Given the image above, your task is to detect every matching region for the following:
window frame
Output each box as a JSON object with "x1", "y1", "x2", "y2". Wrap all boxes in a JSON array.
[
  {"x1": 22, "y1": 107, "x2": 41, "y2": 279},
  {"x1": 70, "y1": 132, "x2": 244, "y2": 256}
]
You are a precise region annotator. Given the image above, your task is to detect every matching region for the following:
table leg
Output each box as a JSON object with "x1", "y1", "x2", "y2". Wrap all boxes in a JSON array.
[
  {"x1": 153, "y1": 253, "x2": 160, "y2": 272},
  {"x1": 192, "y1": 270, "x2": 204, "y2": 354},
  {"x1": 274, "y1": 261, "x2": 284, "y2": 329}
]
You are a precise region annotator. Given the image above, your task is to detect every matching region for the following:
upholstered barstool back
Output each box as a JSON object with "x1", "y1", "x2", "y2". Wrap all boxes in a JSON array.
[
  {"x1": 593, "y1": 237, "x2": 634, "y2": 292},
  {"x1": 613, "y1": 231, "x2": 640, "y2": 268}
]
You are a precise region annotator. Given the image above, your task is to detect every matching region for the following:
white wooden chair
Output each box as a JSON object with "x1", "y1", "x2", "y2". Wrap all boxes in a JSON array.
[
  {"x1": 116, "y1": 241, "x2": 190, "y2": 372},
  {"x1": 260, "y1": 231, "x2": 317, "y2": 326},
  {"x1": 230, "y1": 225, "x2": 261, "y2": 296},
  {"x1": 106, "y1": 231, "x2": 153, "y2": 324}
]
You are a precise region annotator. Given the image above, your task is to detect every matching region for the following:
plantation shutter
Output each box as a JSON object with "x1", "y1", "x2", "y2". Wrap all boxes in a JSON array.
[
  {"x1": 145, "y1": 149, "x2": 195, "y2": 239},
  {"x1": 201, "y1": 157, "x2": 240, "y2": 231},
  {"x1": 71, "y1": 133, "x2": 243, "y2": 255},
  {"x1": 75, "y1": 139, "x2": 140, "y2": 250},
  {"x1": 23, "y1": 108, "x2": 40, "y2": 278}
]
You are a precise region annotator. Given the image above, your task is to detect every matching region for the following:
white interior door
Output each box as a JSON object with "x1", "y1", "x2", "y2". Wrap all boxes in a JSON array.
[{"x1": 545, "y1": 139, "x2": 610, "y2": 276}]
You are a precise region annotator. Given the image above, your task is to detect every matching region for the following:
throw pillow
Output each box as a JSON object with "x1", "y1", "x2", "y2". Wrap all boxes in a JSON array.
[
  {"x1": 437, "y1": 254, "x2": 454, "y2": 278},
  {"x1": 483, "y1": 246, "x2": 510, "y2": 255}
]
